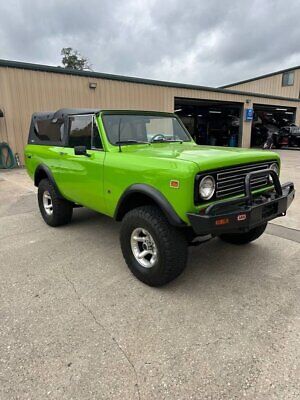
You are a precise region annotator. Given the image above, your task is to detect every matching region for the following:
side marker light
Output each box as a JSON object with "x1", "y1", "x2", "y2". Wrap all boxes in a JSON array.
[{"x1": 170, "y1": 180, "x2": 180, "y2": 188}]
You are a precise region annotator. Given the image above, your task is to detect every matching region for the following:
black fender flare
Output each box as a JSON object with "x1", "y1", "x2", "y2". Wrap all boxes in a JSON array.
[
  {"x1": 34, "y1": 164, "x2": 64, "y2": 198},
  {"x1": 114, "y1": 184, "x2": 186, "y2": 227}
]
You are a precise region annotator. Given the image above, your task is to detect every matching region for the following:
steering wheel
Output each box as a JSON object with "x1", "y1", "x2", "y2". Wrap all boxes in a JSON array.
[{"x1": 150, "y1": 134, "x2": 166, "y2": 142}]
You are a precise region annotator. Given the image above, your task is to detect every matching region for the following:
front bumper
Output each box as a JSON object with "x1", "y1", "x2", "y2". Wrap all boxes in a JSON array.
[{"x1": 187, "y1": 169, "x2": 295, "y2": 235}]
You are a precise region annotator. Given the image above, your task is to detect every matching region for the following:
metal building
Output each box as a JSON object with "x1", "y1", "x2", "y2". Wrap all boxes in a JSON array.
[{"x1": 0, "y1": 59, "x2": 299, "y2": 164}]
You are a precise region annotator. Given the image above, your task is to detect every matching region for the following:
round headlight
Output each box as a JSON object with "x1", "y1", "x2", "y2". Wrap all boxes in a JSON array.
[
  {"x1": 199, "y1": 175, "x2": 215, "y2": 200},
  {"x1": 270, "y1": 162, "x2": 279, "y2": 175}
]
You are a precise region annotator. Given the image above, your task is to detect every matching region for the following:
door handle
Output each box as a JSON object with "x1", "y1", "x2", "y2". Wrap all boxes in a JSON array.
[{"x1": 59, "y1": 151, "x2": 67, "y2": 156}]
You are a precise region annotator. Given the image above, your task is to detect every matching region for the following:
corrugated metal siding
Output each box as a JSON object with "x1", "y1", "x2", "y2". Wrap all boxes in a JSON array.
[
  {"x1": 226, "y1": 69, "x2": 300, "y2": 98},
  {"x1": 0, "y1": 65, "x2": 299, "y2": 164}
]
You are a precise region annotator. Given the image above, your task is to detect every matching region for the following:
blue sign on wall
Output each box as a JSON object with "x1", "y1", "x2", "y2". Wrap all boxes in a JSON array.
[{"x1": 245, "y1": 108, "x2": 254, "y2": 121}]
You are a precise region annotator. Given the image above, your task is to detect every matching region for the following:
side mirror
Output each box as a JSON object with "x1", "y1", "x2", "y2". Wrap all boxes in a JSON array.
[{"x1": 74, "y1": 145, "x2": 90, "y2": 157}]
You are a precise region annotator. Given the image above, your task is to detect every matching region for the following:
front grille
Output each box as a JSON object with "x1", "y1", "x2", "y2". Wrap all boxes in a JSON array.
[{"x1": 216, "y1": 162, "x2": 273, "y2": 199}]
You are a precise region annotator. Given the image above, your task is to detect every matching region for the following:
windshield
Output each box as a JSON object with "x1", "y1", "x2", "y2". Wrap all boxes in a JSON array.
[{"x1": 102, "y1": 114, "x2": 191, "y2": 145}]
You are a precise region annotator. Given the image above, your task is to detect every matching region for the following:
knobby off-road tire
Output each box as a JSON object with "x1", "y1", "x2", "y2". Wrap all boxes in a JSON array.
[
  {"x1": 120, "y1": 206, "x2": 188, "y2": 286},
  {"x1": 38, "y1": 179, "x2": 73, "y2": 227},
  {"x1": 219, "y1": 223, "x2": 267, "y2": 245}
]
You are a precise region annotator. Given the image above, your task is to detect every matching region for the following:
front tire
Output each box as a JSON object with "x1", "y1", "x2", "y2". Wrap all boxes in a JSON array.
[
  {"x1": 219, "y1": 223, "x2": 267, "y2": 245},
  {"x1": 120, "y1": 206, "x2": 188, "y2": 286},
  {"x1": 38, "y1": 179, "x2": 73, "y2": 227}
]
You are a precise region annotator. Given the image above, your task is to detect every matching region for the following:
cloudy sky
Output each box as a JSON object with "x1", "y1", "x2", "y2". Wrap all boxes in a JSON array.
[{"x1": 1, "y1": 0, "x2": 300, "y2": 87}]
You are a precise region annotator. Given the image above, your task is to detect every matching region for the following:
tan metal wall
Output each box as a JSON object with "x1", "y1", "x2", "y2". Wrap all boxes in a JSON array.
[
  {"x1": 0, "y1": 65, "x2": 299, "y2": 164},
  {"x1": 225, "y1": 69, "x2": 300, "y2": 98}
]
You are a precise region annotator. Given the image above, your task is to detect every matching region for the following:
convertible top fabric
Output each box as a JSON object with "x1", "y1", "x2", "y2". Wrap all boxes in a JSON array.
[{"x1": 32, "y1": 108, "x2": 100, "y2": 121}]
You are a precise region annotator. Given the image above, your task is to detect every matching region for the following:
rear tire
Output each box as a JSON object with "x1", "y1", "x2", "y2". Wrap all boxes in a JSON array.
[
  {"x1": 219, "y1": 223, "x2": 267, "y2": 245},
  {"x1": 38, "y1": 179, "x2": 73, "y2": 227},
  {"x1": 120, "y1": 206, "x2": 188, "y2": 286}
]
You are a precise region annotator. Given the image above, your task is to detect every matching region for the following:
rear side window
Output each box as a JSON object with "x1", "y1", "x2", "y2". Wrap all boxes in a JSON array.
[
  {"x1": 34, "y1": 119, "x2": 64, "y2": 142},
  {"x1": 68, "y1": 115, "x2": 102, "y2": 149}
]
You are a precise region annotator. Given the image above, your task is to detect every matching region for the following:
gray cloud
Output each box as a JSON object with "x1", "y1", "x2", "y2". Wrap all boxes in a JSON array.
[{"x1": 0, "y1": 0, "x2": 300, "y2": 86}]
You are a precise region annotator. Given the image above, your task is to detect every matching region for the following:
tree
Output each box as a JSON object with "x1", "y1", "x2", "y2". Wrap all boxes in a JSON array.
[{"x1": 61, "y1": 47, "x2": 92, "y2": 71}]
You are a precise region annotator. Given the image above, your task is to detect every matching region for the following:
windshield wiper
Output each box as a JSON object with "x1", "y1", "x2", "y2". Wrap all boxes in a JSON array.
[
  {"x1": 115, "y1": 140, "x2": 149, "y2": 145},
  {"x1": 151, "y1": 139, "x2": 183, "y2": 143}
]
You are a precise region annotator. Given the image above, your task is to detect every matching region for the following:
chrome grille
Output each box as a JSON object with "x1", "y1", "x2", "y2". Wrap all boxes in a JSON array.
[{"x1": 216, "y1": 162, "x2": 273, "y2": 199}]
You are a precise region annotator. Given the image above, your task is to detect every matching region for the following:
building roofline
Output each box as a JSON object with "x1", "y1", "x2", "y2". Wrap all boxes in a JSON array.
[
  {"x1": 0, "y1": 58, "x2": 300, "y2": 103},
  {"x1": 220, "y1": 65, "x2": 300, "y2": 89}
]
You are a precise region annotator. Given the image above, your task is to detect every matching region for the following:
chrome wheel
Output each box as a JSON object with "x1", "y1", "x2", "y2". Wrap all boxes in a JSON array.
[
  {"x1": 130, "y1": 228, "x2": 158, "y2": 268},
  {"x1": 42, "y1": 191, "x2": 53, "y2": 216}
]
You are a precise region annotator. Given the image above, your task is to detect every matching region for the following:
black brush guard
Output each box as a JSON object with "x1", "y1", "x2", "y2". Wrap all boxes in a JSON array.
[{"x1": 187, "y1": 169, "x2": 295, "y2": 235}]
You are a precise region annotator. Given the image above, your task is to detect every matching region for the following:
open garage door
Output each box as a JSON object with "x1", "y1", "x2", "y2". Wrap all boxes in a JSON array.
[
  {"x1": 174, "y1": 97, "x2": 243, "y2": 147},
  {"x1": 251, "y1": 104, "x2": 297, "y2": 148}
]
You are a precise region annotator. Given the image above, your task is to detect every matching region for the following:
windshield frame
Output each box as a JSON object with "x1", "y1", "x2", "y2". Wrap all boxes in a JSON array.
[{"x1": 100, "y1": 111, "x2": 193, "y2": 146}]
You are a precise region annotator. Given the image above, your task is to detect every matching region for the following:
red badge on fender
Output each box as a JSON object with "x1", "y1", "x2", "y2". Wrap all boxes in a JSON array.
[{"x1": 237, "y1": 214, "x2": 247, "y2": 221}]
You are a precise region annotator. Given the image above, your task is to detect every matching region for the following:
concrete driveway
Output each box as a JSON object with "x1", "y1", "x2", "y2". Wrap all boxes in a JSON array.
[{"x1": 0, "y1": 150, "x2": 299, "y2": 400}]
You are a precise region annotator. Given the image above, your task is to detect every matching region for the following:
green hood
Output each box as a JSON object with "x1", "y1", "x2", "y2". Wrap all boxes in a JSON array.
[{"x1": 123, "y1": 142, "x2": 279, "y2": 171}]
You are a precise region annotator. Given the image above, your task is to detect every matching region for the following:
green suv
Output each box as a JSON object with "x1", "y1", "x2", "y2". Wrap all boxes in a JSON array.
[{"x1": 25, "y1": 109, "x2": 295, "y2": 286}]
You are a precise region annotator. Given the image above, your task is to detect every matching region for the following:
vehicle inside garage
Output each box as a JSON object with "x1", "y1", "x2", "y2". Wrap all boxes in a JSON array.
[
  {"x1": 174, "y1": 97, "x2": 242, "y2": 147},
  {"x1": 251, "y1": 104, "x2": 297, "y2": 147}
]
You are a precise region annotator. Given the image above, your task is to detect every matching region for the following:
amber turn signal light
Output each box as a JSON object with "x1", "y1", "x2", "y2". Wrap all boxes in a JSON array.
[{"x1": 215, "y1": 218, "x2": 229, "y2": 226}]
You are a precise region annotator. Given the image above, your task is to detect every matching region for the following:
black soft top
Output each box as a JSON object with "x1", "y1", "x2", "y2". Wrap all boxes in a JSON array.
[
  {"x1": 28, "y1": 108, "x2": 176, "y2": 146},
  {"x1": 28, "y1": 108, "x2": 100, "y2": 145},
  {"x1": 32, "y1": 108, "x2": 101, "y2": 121}
]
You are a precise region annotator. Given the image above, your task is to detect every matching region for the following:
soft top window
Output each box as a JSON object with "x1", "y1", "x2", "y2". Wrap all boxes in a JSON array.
[{"x1": 34, "y1": 119, "x2": 64, "y2": 142}]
